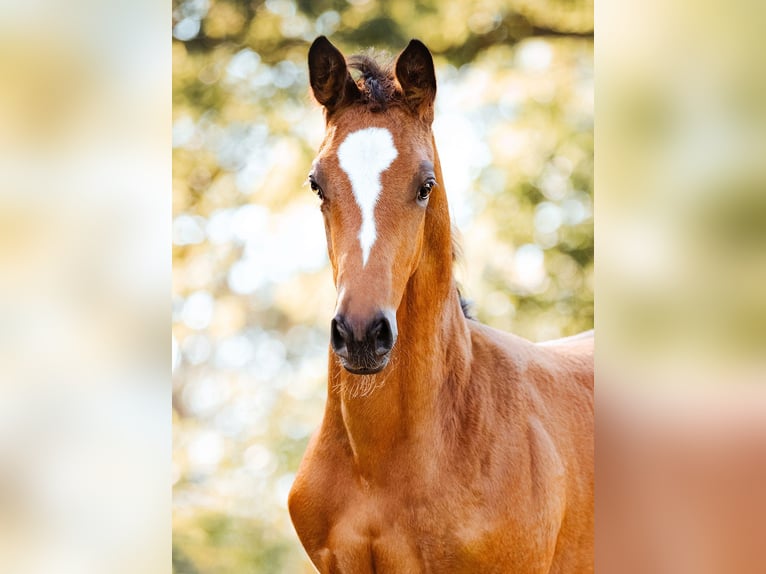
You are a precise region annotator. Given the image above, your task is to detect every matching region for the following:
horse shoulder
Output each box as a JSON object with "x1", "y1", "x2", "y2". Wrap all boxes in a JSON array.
[
  {"x1": 288, "y1": 421, "x2": 357, "y2": 569},
  {"x1": 462, "y1": 322, "x2": 594, "y2": 571}
]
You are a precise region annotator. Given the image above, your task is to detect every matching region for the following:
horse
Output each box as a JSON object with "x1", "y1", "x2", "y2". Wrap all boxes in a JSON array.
[{"x1": 288, "y1": 36, "x2": 594, "y2": 573}]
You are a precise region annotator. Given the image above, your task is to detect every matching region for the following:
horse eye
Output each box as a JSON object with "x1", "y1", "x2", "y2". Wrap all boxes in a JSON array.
[
  {"x1": 309, "y1": 178, "x2": 324, "y2": 200},
  {"x1": 417, "y1": 179, "x2": 435, "y2": 203}
]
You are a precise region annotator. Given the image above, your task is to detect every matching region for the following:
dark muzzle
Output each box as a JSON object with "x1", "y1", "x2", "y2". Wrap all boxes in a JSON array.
[{"x1": 330, "y1": 310, "x2": 397, "y2": 374}]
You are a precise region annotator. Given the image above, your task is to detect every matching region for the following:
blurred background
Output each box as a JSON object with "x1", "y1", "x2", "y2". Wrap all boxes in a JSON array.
[
  {"x1": 1, "y1": 1, "x2": 170, "y2": 573},
  {"x1": 172, "y1": 0, "x2": 593, "y2": 571},
  {"x1": 596, "y1": 1, "x2": 766, "y2": 572}
]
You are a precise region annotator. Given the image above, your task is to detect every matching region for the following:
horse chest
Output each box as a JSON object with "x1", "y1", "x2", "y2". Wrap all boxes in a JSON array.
[{"x1": 296, "y1": 471, "x2": 522, "y2": 574}]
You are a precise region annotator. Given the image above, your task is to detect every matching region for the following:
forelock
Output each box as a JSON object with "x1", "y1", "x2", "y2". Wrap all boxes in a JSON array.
[{"x1": 347, "y1": 52, "x2": 401, "y2": 112}]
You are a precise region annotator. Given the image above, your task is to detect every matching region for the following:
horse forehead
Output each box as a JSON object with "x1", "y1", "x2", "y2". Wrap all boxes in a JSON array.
[
  {"x1": 335, "y1": 126, "x2": 400, "y2": 268},
  {"x1": 327, "y1": 109, "x2": 424, "y2": 155},
  {"x1": 337, "y1": 127, "x2": 398, "y2": 173}
]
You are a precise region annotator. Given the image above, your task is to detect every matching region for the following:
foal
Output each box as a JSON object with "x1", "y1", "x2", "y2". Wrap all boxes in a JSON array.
[{"x1": 288, "y1": 36, "x2": 594, "y2": 573}]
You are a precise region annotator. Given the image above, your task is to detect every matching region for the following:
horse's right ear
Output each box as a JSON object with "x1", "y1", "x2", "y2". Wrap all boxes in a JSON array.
[{"x1": 308, "y1": 36, "x2": 359, "y2": 115}]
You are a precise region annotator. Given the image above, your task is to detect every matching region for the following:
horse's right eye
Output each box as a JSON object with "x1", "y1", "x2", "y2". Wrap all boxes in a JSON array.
[{"x1": 309, "y1": 178, "x2": 324, "y2": 200}]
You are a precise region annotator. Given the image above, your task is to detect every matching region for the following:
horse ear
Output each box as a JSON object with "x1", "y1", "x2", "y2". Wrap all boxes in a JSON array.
[
  {"x1": 395, "y1": 39, "x2": 436, "y2": 121},
  {"x1": 308, "y1": 36, "x2": 359, "y2": 114}
]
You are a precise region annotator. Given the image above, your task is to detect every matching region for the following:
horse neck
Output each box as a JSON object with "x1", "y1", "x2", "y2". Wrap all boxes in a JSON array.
[{"x1": 328, "y1": 139, "x2": 473, "y2": 480}]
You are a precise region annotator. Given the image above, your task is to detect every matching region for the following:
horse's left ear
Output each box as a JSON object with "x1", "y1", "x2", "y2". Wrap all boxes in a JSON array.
[{"x1": 395, "y1": 39, "x2": 436, "y2": 122}]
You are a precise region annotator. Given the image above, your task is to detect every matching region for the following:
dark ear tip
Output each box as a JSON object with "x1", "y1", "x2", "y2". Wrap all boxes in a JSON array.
[
  {"x1": 404, "y1": 39, "x2": 432, "y2": 57},
  {"x1": 407, "y1": 39, "x2": 428, "y2": 49},
  {"x1": 309, "y1": 36, "x2": 337, "y2": 59},
  {"x1": 397, "y1": 39, "x2": 435, "y2": 76}
]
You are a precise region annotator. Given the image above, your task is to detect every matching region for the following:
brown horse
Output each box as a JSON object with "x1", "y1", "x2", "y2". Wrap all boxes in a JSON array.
[{"x1": 288, "y1": 36, "x2": 594, "y2": 573}]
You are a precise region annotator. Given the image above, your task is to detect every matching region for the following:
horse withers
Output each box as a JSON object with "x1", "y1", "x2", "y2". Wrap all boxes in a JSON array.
[{"x1": 288, "y1": 36, "x2": 594, "y2": 573}]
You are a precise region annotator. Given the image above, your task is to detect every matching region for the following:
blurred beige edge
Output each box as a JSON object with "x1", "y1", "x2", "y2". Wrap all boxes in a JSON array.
[
  {"x1": 597, "y1": 0, "x2": 766, "y2": 572},
  {"x1": 0, "y1": 1, "x2": 170, "y2": 573}
]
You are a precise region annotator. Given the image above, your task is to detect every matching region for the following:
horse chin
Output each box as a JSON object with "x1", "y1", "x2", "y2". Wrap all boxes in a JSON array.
[{"x1": 339, "y1": 355, "x2": 390, "y2": 376}]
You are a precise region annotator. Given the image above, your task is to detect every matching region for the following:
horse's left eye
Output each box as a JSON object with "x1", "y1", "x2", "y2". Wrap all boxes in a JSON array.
[{"x1": 418, "y1": 179, "x2": 435, "y2": 203}]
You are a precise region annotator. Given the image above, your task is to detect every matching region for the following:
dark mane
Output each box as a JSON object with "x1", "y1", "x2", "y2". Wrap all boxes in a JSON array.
[{"x1": 347, "y1": 52, "x2": 401, "y2": 112}]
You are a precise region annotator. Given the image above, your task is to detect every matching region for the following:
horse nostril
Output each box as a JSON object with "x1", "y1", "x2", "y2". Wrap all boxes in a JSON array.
[
  {"x1": 370, "y1": 315, "x2": 395, "y2": 356},
  {"x1": 331, "y1": 316, "x2": 350, "y2": 358}
]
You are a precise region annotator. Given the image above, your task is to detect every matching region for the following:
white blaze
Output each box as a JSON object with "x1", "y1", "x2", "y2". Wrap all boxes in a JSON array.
[{"x1": 337, "y1": 127, "x2": 398, "y2": 267}]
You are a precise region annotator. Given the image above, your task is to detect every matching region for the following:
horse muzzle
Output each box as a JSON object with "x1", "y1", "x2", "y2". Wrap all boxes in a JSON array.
[{"x1": 330, "y1": 309, "x2": 397, "y2": 374}]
